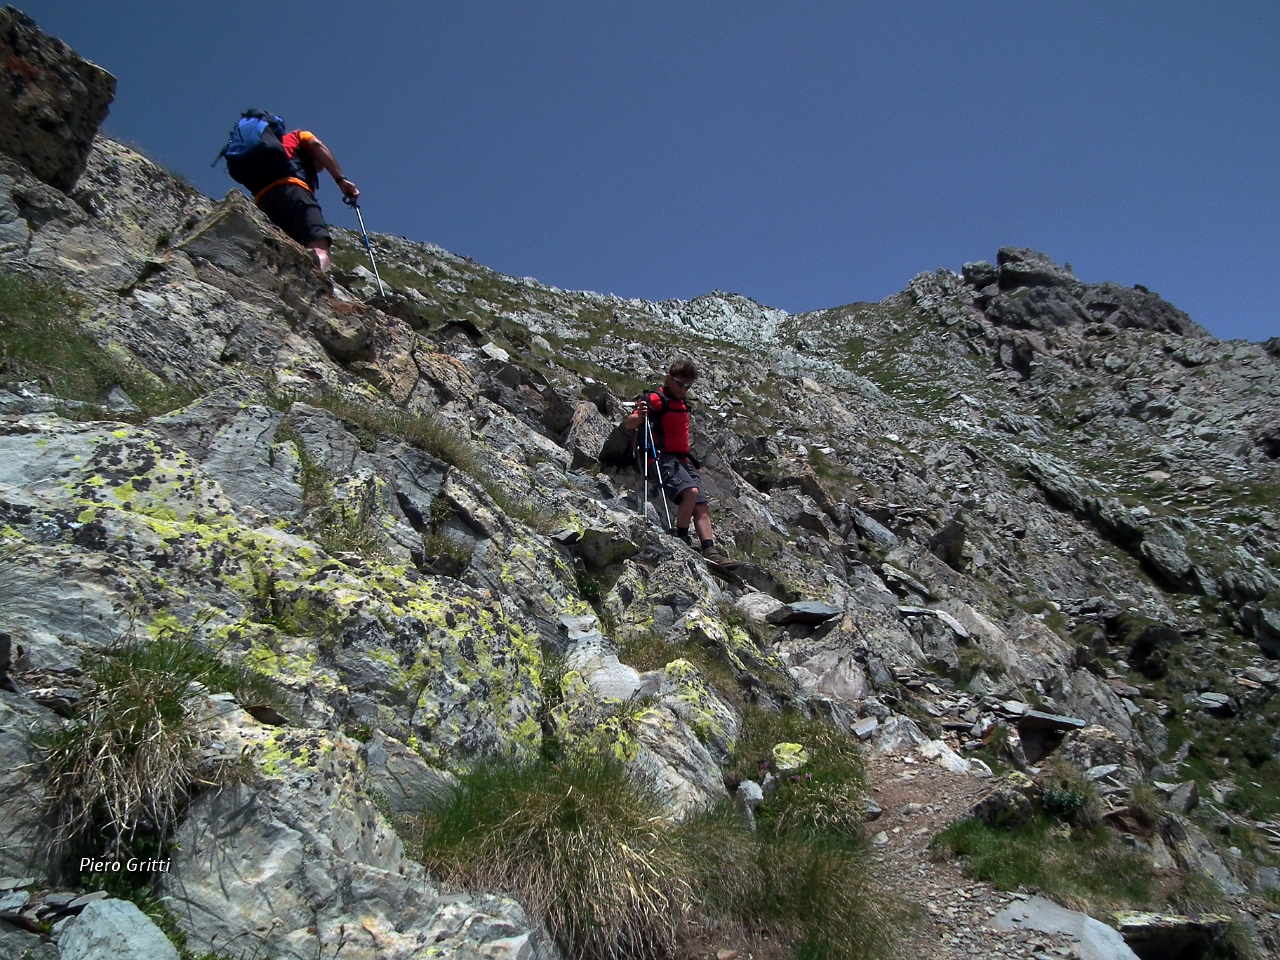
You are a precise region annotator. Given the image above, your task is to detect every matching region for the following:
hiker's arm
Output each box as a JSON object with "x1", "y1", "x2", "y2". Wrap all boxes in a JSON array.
[
  {"x1": 622, "y1": 400, "x2": 648, "y2": 431},
  {"x1": 302, "y1": 136, "x2": 359, "y2": 198}
]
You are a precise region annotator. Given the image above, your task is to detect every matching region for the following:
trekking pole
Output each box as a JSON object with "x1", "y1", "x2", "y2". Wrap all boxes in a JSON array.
[
  {"x1": 343, "y1": 196, "x2": 386, "y2": 297},
  {"x1": 638, "y1": 427, "x2": 649, "y2": 520},
  {"x1": 644, "y1": 417, "x2": 673, "y2": 530}
]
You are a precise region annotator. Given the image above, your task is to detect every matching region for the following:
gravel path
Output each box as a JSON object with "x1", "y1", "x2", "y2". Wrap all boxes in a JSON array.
[{"x1": 864, "y1": 753, "x2": 1092, "y2": 960}]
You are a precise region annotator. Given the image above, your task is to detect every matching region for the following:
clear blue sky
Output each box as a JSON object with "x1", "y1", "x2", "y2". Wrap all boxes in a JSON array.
[{"x1": 22, "y1": 1, "x2": 1280, "y2": 341}]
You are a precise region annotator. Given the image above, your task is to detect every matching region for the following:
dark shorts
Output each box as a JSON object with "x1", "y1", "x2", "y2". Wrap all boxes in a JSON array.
[
  {"x1": 657, "y1": 455, "x2": 708, "y2": 505},
  {"x1": 257, "y1": 183, "x2": 330, "y2": 247}
]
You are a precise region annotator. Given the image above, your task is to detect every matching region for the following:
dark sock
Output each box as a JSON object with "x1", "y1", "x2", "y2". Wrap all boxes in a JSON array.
[
  {"x1": 700, "y1": 539, "x2": 714, "y2": 551},
  {"x1": 674, "y1": 527, "x2": 691, "y2": 542}
]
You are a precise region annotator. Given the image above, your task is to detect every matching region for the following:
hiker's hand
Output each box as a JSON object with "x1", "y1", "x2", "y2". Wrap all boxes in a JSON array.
[
  {"x1": 338, "y1": 177, "x2": 360, "y2": 199},
  {"x1": 633, "y1": 400, "x2": 648, "y2": 416}
]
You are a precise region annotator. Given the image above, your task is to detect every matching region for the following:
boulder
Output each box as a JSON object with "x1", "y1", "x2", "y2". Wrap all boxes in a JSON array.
[
  {"x1": 164, "y1": 698, "x2": 545, "y2": 960},
  {"x1": 966, "y1": 773, "x2": 1037, "y2": 829},
  {"x1": 1113, "y1": 912, "x2": 1231, "y2": 960},
  {"x1": 996, "y1": 248, "x2": 1078, "y2": 290},
  {"x1": 0, "y1": 7, "x2": 116, "y2": 192},
  {"x1": 993, "y1": 896, "x2": 1139, "y2": 960},
  {"x1": 57, "y1": 898, "x2": 178, "y2": 960},
  {"x1": 562, "y1": 399, "x2": 614, "y2": 470},
  {"x1": 1137, "y1": 522, "x2": 1199, "y2": 594},
  {"x1": 1240, "y1": 604, "x2": 1280, "y2": 658},
  {"x1": 961, "y1": 260, "x2": 998, "y2": 289}
]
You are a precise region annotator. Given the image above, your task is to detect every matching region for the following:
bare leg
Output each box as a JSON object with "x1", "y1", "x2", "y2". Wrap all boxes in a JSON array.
[
  {"x1": 676, "y1": 487, "x2": 699, "y2": 529},
  {"x1": 692, "y1": 502, "x2": 713, "y2": 543},
  {"x1": 308, "y1": 240, "x2": 332, "y2": 271}
]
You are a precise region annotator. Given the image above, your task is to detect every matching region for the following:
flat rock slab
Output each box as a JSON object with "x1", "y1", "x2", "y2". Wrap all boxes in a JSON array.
[
  {"x1": 766, "y1": 600, "x2": 842, "y2": 625},
  {"x1": 58, "y1": 898, "x2": 179, "y2": 960},
  {"x1": 1016, "y1": 709, "x2": 1088, "y2": 732},
  {"x1": 993, "y1": 896, "x2": 1139, "y2": 960}
]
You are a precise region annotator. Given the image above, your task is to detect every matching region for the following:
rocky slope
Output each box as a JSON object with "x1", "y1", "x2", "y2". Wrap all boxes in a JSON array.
[{"x1": 1, "y1": 8, "x2": 1279, "y2": 960}]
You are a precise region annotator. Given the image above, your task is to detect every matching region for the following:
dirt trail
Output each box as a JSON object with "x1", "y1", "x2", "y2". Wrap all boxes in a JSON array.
[{"x1": 863, "y1": 753, "x2": 1091, "y2": 960}]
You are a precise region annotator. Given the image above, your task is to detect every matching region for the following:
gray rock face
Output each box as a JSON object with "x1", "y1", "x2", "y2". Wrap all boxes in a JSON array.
[
  {"x1": 993, "y1": 895, "x2": 1139, "y2": 960},
  {"x1": 361, "y1": 730, "x2": 457, "y2": 816},
  {"x1": 0, "y1": 692, "x2": 55, "y2": 875},
  {"x1": 57, "y1": 898, "x2": 179, "y2": 960},
  {"x1": 0, "y1": 7, "x2": 116, "y2": 192},
  {"x1": 163, "y1": 697, "x2": 545, "y2": 960}
]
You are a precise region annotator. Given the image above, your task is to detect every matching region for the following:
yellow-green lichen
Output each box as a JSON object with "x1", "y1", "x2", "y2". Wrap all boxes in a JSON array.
[{"x1": 773, "y1": 742, "x2": 809, "y2": 770}]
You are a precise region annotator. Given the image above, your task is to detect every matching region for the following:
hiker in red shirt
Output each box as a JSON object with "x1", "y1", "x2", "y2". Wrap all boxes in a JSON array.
[
  {"x1": 623, "y1": 360, "x2": 733, "y2": 567},
  {"x1": 217, "y1": 110, "x2": 359, "y2": 272},
  {"x1": 255, "y1": 129, "x2": 359, "y2": 271}
]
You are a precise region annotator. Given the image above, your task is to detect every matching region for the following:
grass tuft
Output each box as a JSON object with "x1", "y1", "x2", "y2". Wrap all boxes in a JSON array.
[
  {"x1": 419, "y1": 756, "x2": 908, "y2": 960},
  {"x1": 421, "y1": 759, "x2": 688, "y2": 960},
  {"x1": 40, "y1": 635, "x2": 216, "y2": 863}
]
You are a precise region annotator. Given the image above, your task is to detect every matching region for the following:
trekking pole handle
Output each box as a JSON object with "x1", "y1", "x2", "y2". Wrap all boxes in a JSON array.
[{"x1": 343, "y1": 196, "x2": 360, "y2": 209}]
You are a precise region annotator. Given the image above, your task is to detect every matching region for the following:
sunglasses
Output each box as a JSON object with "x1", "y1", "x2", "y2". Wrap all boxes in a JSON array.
[{"x1": 671, "y1": 376, "x2": 694, "y2": 389}]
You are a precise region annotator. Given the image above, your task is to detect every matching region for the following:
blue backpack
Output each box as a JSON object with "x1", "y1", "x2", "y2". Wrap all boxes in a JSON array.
[{"x1": 212, "y1": 109, "x2": 293, "y2": 195}]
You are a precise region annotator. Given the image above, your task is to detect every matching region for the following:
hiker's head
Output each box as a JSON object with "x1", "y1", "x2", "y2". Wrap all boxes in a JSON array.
[{"x1": 666, "y1": 360, "x2": 698, "y2": 394}]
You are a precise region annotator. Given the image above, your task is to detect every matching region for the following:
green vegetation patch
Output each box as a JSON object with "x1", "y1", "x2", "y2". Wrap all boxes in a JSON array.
[
  {"x1": 0, "y1": 268, "x2": 195, "y2": 415},
  {"x1": 727, "y1": 707, "x2": 867, "y2": 839},
  {"x1": 39, "y1": 633, "x2": 257, "y2": 868},
  {"x1": 932, "y1": 815, "x2": 1154, "y2": 914}
]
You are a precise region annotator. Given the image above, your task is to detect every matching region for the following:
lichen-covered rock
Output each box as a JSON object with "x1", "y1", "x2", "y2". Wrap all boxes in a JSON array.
[
  {"x1": 0, "y1": 7, "x2": 115, "y2": 192},
  {"x1": 164, "y1": 696, "x2": 548, "y2": 960},
  {"x1": 0, "y1": 415, "x2": 543, "y2": 766}
]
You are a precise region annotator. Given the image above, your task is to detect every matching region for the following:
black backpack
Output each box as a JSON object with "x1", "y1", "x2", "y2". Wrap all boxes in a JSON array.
[{"x1": 212, "y1": 109, "x2": 294, "y2": 196}]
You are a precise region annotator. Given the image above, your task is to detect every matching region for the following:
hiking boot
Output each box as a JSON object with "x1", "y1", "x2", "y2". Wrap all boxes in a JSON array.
[{"x1": 701, "y1": 545, "x2": 735, "y2": 568}]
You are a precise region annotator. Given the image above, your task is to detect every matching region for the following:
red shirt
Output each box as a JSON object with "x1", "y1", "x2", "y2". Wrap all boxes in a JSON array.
[
  {"x1": 647, "y1": 388, "x2": 691, "y2": 455},
  {"x1": 281, "y1": 131, "x2": 319, "y2": 192}
]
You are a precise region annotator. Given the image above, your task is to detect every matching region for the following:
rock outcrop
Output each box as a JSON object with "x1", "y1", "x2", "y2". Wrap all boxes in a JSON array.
[{"x1": 0, "y1": 6, "x2": 115, "y2": 192}]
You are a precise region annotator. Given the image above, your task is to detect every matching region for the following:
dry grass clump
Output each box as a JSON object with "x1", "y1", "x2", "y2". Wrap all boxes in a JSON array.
[
  {"x1": 420, "y1": 759, "x2": 689, "y2": 960},
  {"x1": 40, "y1": 634, "x2": 230, "y2": 861},
  {"x1": 421, "y1": 745, "x2": 909, "y2": 960}
]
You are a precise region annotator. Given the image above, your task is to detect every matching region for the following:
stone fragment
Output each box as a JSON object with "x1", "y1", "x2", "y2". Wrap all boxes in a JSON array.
[
  {"x1": 1137, "y1": 522, "x2": 1199, "y2": 593},
  {"x1": 58, "y1": 898, "x2": 179, "y2": 960},
  {"x1": 1188, "y1": 691, "x2": 1237, "y2": 717},
  {"x1": 849, "y1": 507, "x2": 898, "y2": 547},
  {"x1": 765, "y1": 600, "x2": 841, "y2": 626},
  {"x1": 734, "y1": 779, "x2": 763, "y2": 831},
  {"x1": 852, "y1": 716, "x2": 879, "y2": 740},
  {"x1": 918, "y1": 738, "x2": 971, "y2": 775},
  {"x1": 0, "y1": 7, "x2": 116, "y2": 192},
  {"x1": 872, "y1": 715, "x2": 928, "y2": 754},
  {"x1": 772, "y1": 741, "x2": 809, "y2": 771}
]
